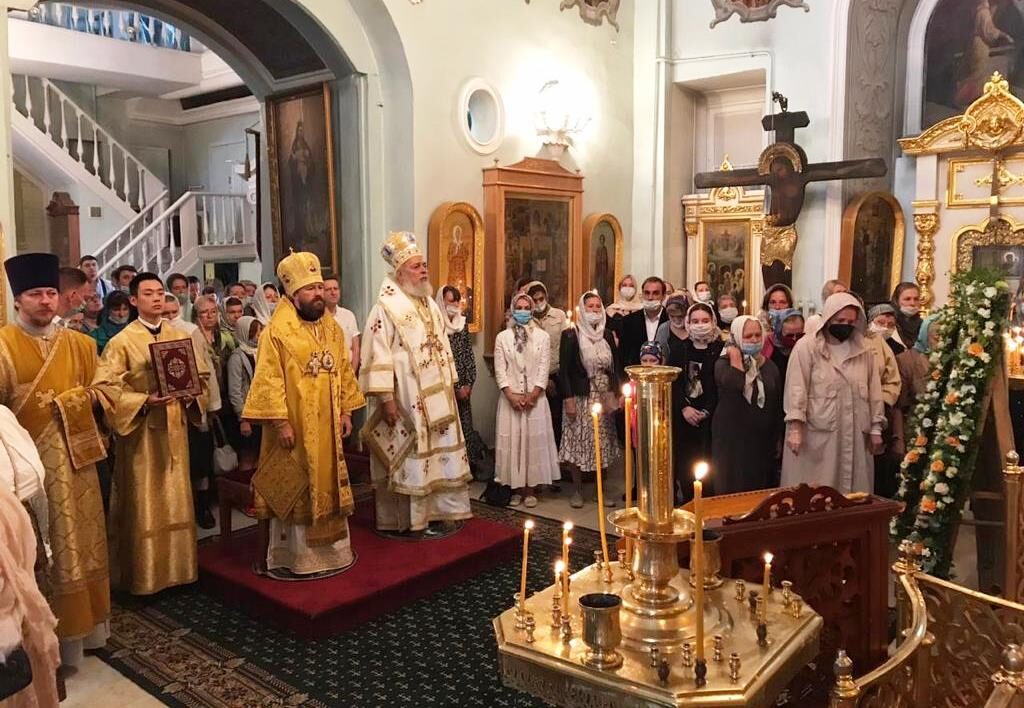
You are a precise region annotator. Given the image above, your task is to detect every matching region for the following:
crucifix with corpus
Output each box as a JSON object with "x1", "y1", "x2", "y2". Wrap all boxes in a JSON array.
[{"x1": 694, "y1": 92, "x2": 887, "y2": 289}]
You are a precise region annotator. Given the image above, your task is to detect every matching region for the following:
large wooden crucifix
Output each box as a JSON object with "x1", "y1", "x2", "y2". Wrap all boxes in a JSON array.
[{"x1": 694, "y1": 93, "x2": 887, "y2": 287}]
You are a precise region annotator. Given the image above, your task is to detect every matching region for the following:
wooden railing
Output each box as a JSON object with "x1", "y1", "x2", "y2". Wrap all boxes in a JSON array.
[
  {"x1": 20, "y1": 3, "x2": 194, "y2": 52},
  {"x1": 11, "y1": 75, "x2": 166, "y2": 213}
]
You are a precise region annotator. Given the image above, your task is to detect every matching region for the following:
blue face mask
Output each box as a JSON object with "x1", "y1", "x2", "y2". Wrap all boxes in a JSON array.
[
  {"x1": 512, "y1": 310, "x2": 532, "y2": 326},
  {"x1": 740, "y1": 341, "x2": 762, "y2": 356}
]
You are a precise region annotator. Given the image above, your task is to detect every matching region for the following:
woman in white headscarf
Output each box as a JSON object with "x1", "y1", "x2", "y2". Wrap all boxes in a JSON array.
[
  {"x1": 493, "y1": 292, "x2": 559, "y2": 508},
  {"x1": 227, "y1": 315, "x2": 263, "y2": 465},
  {"x1": 437, "y1": 285, "x2": 485, "y2": 474},
  {"x1": 249, "y1": 282, "x2": 279, "y2": 326},
  {"x1": 558, "y1": 291, "x2": 623, "y2": 509},
  {"x1": 711, "y1": 316, "x2": 783, "y2": 494}
]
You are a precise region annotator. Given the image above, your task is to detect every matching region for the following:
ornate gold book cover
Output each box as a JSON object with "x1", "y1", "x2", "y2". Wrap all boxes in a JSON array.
[{"x1": 149, "y1": 339, "x2": 201, "y2": 399}]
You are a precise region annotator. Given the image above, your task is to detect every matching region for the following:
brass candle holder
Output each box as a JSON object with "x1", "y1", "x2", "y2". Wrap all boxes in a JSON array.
[
  {"x1": 694, "y1": 658, "x2": 707, "y2": 688},
  {"x1": 781, "y1": 580, "x2": 793, "y2": 608},
  {"x1": 513, "y1": 592, "x2": 525, "y2": 630},
  {"x1": 525, "y1": 616, "x2": 536, "y2": 643},
  {"x1": 681, "y1": 642, "x2": 693, "y2": 668},
  {"x1": 560, "y1": 614, "x2": 573, "y2": 644},
  {"x1": 735, "y1": 579, "x2": 746, "y2": 601},
  {"x1": 729, "y1": 652, "x2": 742, "y2": 682},
  {"x1": 713, "y1": 635, "x2": 724, "y2": 663}
]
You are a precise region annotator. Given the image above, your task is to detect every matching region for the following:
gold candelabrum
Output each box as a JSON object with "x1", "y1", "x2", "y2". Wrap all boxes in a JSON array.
[{"x1": 491, "y1": 365, "x2": 823, "y2": 707}]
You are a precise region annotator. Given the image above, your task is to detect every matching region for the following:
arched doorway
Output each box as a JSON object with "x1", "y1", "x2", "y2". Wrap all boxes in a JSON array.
[{"x1": 89, "y1": 0, "x2": 414, "y2": 314}]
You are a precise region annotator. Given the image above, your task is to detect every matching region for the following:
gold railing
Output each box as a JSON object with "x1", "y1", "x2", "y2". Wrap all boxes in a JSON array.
[
  {"x1": 1005, "y1": 451, "x2": 1024, "y2": 603},
  {"x1": 831, "y1": 541, "x2": 1024, "y2": 708}
]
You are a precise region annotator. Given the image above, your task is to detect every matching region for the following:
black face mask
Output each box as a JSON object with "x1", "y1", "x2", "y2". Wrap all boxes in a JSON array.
[{"x1": 828, "y1": 323, "x2": 855, "y2": 342}]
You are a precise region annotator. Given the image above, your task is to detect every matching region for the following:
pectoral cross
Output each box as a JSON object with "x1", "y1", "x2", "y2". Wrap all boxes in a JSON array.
[{"x1": 694, "y1": 93, "x2": 888, "y2": 286}]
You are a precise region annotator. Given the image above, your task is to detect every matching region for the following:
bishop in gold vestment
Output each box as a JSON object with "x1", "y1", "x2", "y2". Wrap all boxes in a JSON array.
[
  {"x1": 93, "y1": 285, "x2": 208, "y2": 595},
  {"x1": 243, "y1": 251, "x2": 365, "y2": 577},
  {"x1": 361, "y1": 232, "x2": 472, "y2": 533},
  {"x1": 0, "y1": 253, "x2": 111, "y2": 659}
]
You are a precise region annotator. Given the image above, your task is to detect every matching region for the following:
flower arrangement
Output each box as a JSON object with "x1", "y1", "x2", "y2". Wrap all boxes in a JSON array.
[{"x1": 890, "y1": 270, "x2": 1010, "y2": 577}]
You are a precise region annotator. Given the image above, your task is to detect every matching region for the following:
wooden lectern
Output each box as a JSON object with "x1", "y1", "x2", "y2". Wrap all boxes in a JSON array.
[{"x1": 680, "y1": 484, "x2": 900, "y2": 672}]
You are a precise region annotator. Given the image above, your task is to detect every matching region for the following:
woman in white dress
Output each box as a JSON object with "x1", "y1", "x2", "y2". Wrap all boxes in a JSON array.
[{"x1": 494, "y1": 292, "x2": 559, "y2": 507}]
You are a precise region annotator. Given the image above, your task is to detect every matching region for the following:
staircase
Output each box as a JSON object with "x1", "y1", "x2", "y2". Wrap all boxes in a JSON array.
[{"x1": 10, "y1": 73, "x2": 257, "y2": 278}]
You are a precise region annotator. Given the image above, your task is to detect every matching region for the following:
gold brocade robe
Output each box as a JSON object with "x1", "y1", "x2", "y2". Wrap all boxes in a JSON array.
[
  {"x1": 92, "y1": 321, "x2": 208, "y2": 595},
  {"x1": 243, "y1": 298, "x2": 365, "y2": 546},
  {"x1": 0, "y1": 325, "x2": 110, "y2": 639}
]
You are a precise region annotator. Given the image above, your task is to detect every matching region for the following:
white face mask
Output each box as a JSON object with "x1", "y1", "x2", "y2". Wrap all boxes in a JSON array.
[
  {"x1": 620, "y1": 286, "x2": 636, "y2": 300},
  {"x1": 695, "y1": 290, "x2": 711, "y2": 303},
  {"x1": 719, "y1": 307, "x2": 738, "y2": 323},
  {"x1": 583, "y1": 311, "x2": 602, "y2": 326},
  {"x1": 445, "y1": 305, "x2": 461, "y2": 318},
  {"x1": 900, "y1": 306, "x2": 920, "y2": 317},
  {"x1": 642, "y1": 299, "x2": 662, "y2": 312},
  {"x1": 688, "y1": 322, "x2": 713, "y2": 339},
  {"x1": 870, "y1": 322, "x2": 894, "y2": 339}
]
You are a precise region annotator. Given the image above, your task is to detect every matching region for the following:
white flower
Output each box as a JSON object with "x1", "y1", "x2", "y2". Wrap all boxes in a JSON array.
[
  {"x1": 946, "y1": 466, "x2": 958, "y2": 478},
  {"x1": 923, "y1": 418, "x2": 934, "y2": 428},
  {"x1": 922, "y1": 547, "x2": 932, "y2": 557},
  {"x1": 966, "y1": 285, "x2": 976, "y2": 295},
  {"x1": 981, "y1": 352, "x2": 992, "y2": 364},
  {"x1": 978, "y1": 309, "x2": 991, "y2": 319},
  {"x1": 985, "y1": 286, "x2": 997, "y2": 298},
  {"x1": 944, "y1": 496, "x2": 954, "y2": 504},
  {"x1": 934, "y1": 482, "x2": 949, "y2": 495},
  {"x1": 949, "y1": 412, "x2": 964, "y2": 426}
]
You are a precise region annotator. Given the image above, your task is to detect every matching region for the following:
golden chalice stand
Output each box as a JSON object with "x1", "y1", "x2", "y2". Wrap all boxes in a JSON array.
[{"x1": 493, "y1": 366, "x2": 822, "y2": 707}]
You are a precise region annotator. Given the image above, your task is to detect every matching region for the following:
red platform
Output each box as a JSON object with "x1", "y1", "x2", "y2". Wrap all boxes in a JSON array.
[{"x1": 197, "y1": 514, "x2": 520, "y2": 639}]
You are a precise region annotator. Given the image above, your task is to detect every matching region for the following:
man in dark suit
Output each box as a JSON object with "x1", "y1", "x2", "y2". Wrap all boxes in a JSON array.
[{"x1": 620, "y1": 276, "x2": 668, "y2": 371}]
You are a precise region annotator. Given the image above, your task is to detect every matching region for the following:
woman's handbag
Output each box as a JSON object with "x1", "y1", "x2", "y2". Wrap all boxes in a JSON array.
[{"x1": 211, "y1": 416, "x2": 239, "y2": 474}]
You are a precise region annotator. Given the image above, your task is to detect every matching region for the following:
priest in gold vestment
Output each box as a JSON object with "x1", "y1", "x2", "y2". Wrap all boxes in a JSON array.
[
  {"x1": 243, "y1": 251, "x2": 365, "y2": 578},
  {"x1": 92, "y1": 272, "x2": 208, "y2": 595},
  {"x1": 361, "y1": 232, "x2": 472, "y2": 535},
  {"x1": 0, "y1": 253, "x2": 111, "y2": 664}
]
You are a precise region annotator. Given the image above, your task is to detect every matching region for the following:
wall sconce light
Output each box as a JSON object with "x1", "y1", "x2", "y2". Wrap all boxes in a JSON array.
[{"x1": 535, "y1": 79, "x2": 590, "y2": 155}]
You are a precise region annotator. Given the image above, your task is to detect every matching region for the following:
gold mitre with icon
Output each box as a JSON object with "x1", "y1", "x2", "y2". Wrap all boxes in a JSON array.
[
  {"x1": 276, "y1": 249, "x2": 323, "y2": 296},
  {"x1": 381, "y1": 230, "x2": 422, "y2": 271}
]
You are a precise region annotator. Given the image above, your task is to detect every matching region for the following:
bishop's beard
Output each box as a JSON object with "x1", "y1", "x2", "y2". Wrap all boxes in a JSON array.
[{"x1": 399, "y1": 279, "x2": 434, "y2": 299}]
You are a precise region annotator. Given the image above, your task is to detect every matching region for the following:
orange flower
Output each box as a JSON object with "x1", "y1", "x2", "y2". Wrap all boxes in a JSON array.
[
  {"x1": 945, "y1": 392, "x2": 959, "y2": 405},
  {"x1": 915, "y1": 434, "x2": 928, "y2": 447},
  {"x1": 945, "y1": 436, "x2": 960, "y2": 447},
  {"x1": 931, "y1": 460, "x2": 945, "y2": 473},
  {"x1": 921, "y1": 497, "x2": 937, "y2": 513},
  {"x1": 931, "y1": 370, "x2": 942, "y2": 381},
  {"x1": 968, "y1": 342, "x2": 984, "y2": 357},
  {"x1": 906, "y1": 451, "x2": 920, "y2": 463}
]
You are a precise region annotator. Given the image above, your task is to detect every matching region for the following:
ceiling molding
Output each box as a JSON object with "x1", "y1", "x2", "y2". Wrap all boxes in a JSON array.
[{"x1": 126, "y1": 95, "x2": 260, "y2": 126}]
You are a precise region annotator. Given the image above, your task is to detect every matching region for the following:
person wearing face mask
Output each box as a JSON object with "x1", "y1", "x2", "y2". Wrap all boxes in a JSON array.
[
  {"x1": 863, "y1": 302, "x2": 903, "y2": 497},
  {"x1": 558, "y1": 292, "x2": 623, "y2": 509},
  {"x1": 654, "y1": 294, "x2": 690, "y2": 352},
  {"x1": 692, "y1": 281, "x2": 721, "y2": 325},
  {"x1": 782, "y1": 292, "x2": 886, "y2": 494},
  {"x1": 891, "y1": 282, "x2": 923, "y2": 347},
  {"x1": 712, "y1": 316, "x2": 783, "y2": 494},
  {"x1": 758, "y1": 283, "x2": 796, "y2": 357},
  {"x1": 90, "y1": 290, "x2": 133, "y2": 355},
  {"x1": 494, "y1": 293, "x2": 559, "y2": 509},
  {"x1": 437, "y1": 285, "x2": 486, "y2": 478},
  {"x1": 717, "y1": 294, "x2": 739, "y2": 329},
  {"x1": 667, "y1": 303, "x2": 723, "y2": 503},
  {"x1": 770, "y1": 310, "x2": 804, "y2": 392},
  {"x1": 803, "y1": 279, "x2": 848, "y2": 336},
  {"x1": 894, "y1": 314, "x2": 942, "y2": 461},
  {"x1": 621, "y1": 277, "x2": 669, "y2": 371},
  {"x1": 867, "y1": 303, "x2": 907, "y2": 355},
  {"x1": 524, "y1": 281, "x2": 568, "y2": 449},
  {"x1": 606, "y1": 274, "x2": 644, "y2": 321}
]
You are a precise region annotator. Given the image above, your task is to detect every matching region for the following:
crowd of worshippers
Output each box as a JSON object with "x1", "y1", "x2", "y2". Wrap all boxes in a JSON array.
[{"x1": 487, "y1": 274, "x2": 931, "y2": 508}]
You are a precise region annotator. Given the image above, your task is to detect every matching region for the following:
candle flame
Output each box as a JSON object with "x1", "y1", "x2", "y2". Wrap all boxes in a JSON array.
[
  {"x1": 566, "y1": 537, "x2": 573, "y2": 547},
  {"x1": 622, "y1": 382, "x2": 633, "y2": 398},
  {"x1": 563, "y1": 521, "x2": 574, "y2": 532},
  {"x1": 764, "y1": 552, "x2": 773, "y2": 564},
  {"x1": 591, "y1": 401, "x2": 603, "y2": 415},
  {"x1": 555, "y1": 560, "x2": 565, "y2": 573},
  {"x1": 694, "y1": 461, "x2": 709, "y2": 480},
  {"x1": 524, "y1": 520, "x2": 534, "y2": 530}
]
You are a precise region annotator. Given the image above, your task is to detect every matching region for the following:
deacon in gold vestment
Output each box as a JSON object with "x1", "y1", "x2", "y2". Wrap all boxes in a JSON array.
[
  {"x1": 92, "y1": 273, "x2": 209, "y2": 595},
  {"x1": 0, "y1": 253, "x2": 112, "y2": 663},
  {"x1": 243, "y1": 251, "x2": 365, "y2": 577},
  {"x1": 361, "y1": 232, "x2": 472, "y2": 534}
]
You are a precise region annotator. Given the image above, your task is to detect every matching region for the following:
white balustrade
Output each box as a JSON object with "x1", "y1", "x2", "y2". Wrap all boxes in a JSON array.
[{"x1": 29, "y1": 3, "x2": 194, "y2": 51}]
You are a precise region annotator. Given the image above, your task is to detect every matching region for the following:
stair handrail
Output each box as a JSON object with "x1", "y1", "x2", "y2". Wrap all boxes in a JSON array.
[
  {"x1": 101, "y1": 189, "x2": 195, "y2": 274},
  {"x1": 22, "y1": 4, "x2": 194, "y2": 52},
  {"x1": 12, "y1": 75, "x2": 167, "y2": 207},
  {"x1": 94, "y1": 189, "x2": 168, "y2": 277}
]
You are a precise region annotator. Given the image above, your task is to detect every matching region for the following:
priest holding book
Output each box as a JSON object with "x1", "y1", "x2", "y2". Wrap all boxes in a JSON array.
[
  {"x1": 242, "y1": 251, "x2": 365, "y2": 579},
  {"x1": 92, "y1": 272, "x2": 209, "y2": 595}
]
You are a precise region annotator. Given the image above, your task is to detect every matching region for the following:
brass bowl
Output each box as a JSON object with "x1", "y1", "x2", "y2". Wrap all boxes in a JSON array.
[{"x1": 610, "y1": 507, "x2": 695, "y2": 542}]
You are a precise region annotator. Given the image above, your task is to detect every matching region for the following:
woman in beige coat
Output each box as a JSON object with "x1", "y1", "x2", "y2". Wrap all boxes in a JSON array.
[{"x1": 781, "y1": 292, "x2": 886, "y2": 494}]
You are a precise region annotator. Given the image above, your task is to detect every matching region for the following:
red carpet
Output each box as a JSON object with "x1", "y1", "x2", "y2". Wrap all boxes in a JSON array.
[{"x1": 197, "y1": 515, "x2": 520, "y2": 639}]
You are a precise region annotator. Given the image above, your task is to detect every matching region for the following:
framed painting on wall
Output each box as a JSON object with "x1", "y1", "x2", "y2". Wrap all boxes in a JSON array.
[
  {"x1": 483, "y1": 158, "x2": 584, "y2": 355},
  {"x1": 266, "y1": 82, "x2": 338, "y2": 276},
  {"x1": 953, "y1": 216, "x2": 1024, "y2": 317},
  {"x1": 839, "y1": 192, "x2": 906, "y2": 306},
  {"x1": 582, "y1": 213, "x2": 623, "y2": 306},
  {"x1": 699, "y1": 219, "x2": 751, "y2": 311},
  {"x1": 428, "y1": 201, "x2": 484, "y2": 333}
]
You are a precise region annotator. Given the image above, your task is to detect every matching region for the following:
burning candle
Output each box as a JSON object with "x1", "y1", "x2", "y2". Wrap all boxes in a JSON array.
[
  {"x1": 554, "y1": 559, "x2": 564, "y2": 592},
  {"x1": 519, "y1": 520, "x2": 534, "y2": 610},
  {"x1": 763, "y1": 552, "x2": 773, "y2": 606},
  {"x1": 561, "y1": 560, "x2": 571, "y2": 616},
  {"x1": 693, "y1": 461, "x2": 709, "y2": 661},
  {"x1": 622, "y1": 383, "x2": 634, "y2": 564},
  {"x1": 591, "y1": 402, "x2": 611, "y2": 575},
  {"x1": 562, "y1": 521, "x2": 573, "y2": 576}
]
